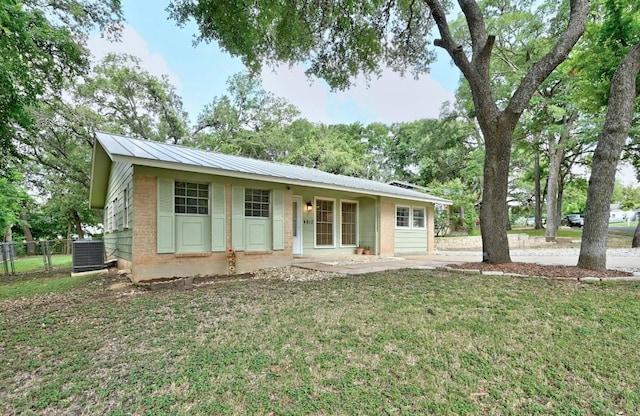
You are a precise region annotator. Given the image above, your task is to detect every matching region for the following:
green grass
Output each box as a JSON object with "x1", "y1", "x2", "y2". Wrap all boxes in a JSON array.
[
  {"x1": 0, "y1": 273, "x2": 97, "y2": 301},
  {"x1": 1, "y1": 271, "x2": 639, "y2": 415},
  {"x1": 609, "y1": 221, "x2": 638, "y2": 228},
  {"x1": 4, "y1": 254, "x2": 73, "y2": 273},
  {"x1": 510, "y1": 228, "x2": 584, "y2": 238},
  {"x1": 510, "y1": 229, "x2": 633, "y2": 248}
]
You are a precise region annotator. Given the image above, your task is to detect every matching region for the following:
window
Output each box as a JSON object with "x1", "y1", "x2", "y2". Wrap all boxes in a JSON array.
[
  {"x1": 397, "y1": 205, "x2": 427, "y2": 229},
  {"x1": 112, "y1": 199, "x2": 118, "y2": 230},
  {"x1": 123, "y1": 188, "x2": 129, "y2": 228},
  {"x1": 175, "y1": 181, "x2": 209, "y2": 215},
  {"x1": 341, "y1": 201, "x2": 357, "y2": 245},
  {"x1": 316, "y1": 199, "x2": 334, "y2": 246},
  {"x1": 413, "y1": 208, "x2": 425, "y2": 228},
  {"x1": 396, "y1": 206, "x2": 410, "y2": 228},
  {"x1": 245, "y1": 189, "x2": 270, "y2": 217},
  {"x1": 292, "y1": 200, "x2": 298, "y2": 237}
]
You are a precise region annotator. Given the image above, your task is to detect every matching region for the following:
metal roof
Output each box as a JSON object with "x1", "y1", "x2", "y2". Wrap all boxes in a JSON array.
[{"x1": 94, "y1": 131, "x2": 452, "y2": 205}]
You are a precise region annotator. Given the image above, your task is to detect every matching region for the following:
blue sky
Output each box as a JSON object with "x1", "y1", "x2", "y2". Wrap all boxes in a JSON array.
[{"x1": 88, "y1": 0, "x2": 460, "y2": 126}]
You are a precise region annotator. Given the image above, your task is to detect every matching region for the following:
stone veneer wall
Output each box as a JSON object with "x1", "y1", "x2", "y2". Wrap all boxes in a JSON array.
[{"x1": 434, "y1": 234, "x2": 552, "y2": 251}]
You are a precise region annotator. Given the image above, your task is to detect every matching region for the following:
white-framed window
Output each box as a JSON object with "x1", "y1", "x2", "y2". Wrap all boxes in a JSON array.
[
  {"x1": 396, "y1": 205, "x2": 427, "y2": 230},
  {"x1": 413, "y1": 207, "x2": 426, "y2": 229},
  {"x1": 123, "y1": 188, "x2": 129, "y2": 228},
  {"x1": 396, "y1": 206, "x2": 411, "y2": 228},
  {"x1": 340, "y1": 200, "x2": 358, "y2": 246},
  {"x1": 245, "y1": 188, "x2": 270, "y2": 217},
  {"x1": 315, "y1": 198, "x2": 335, "y2": 247},
  {"x1": 112, "y1": 198, "x2": 118, "y2": 230},
  {"x1": 175, "y1": 181, "x2": 209, "y2": 215}
]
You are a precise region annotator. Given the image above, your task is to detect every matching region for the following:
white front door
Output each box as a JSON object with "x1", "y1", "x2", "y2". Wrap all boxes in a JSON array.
[{"x1": 292, "y1": 196, "x2": 302, "y2": 255}]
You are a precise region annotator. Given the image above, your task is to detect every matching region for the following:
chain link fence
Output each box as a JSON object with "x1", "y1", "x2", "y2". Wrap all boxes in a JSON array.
[{"x1": 1, "y1": 239, "x2": 78, "y2": 276}]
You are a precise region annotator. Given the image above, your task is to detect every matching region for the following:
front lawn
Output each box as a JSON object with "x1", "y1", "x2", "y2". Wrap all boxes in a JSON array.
[
  {"x1": 1, "y1": 271, "x2": 639, "y2": 415},
  {"x1": 3, "y1": 254, "x2": 73, "y2": 274}
]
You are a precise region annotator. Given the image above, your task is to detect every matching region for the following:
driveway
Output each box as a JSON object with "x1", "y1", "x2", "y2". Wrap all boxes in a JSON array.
[{"x1": 295, "y1": 248, "x2": 640, "y2": 275}]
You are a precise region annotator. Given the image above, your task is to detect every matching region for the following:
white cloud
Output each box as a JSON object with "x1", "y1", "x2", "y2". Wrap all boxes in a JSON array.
[
  {"x1": 87, "y1": 24, "x2": 182, "y2": 90},
  {"x1": 261, "y1": 64, "x2": 455, "y2": 124},
  {"x1": 617, "y1": 162, "x2": 638, "y2": 186},
  {"x1": 260, "y1": 66, "x2": 331, "y2": 123}
]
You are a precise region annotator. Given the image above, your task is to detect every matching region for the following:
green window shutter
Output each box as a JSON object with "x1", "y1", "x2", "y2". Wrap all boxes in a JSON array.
[
  {"x1": 211, "y1": 183, "x2": 226, "y2": 252},
  {"x1": 157, "y1": 177, "x2": 175, "y2": 253},
  {"x1": 231, "y1": 185, "x2": 245, "y2": 250},
  {"x1": 272, "y1": 189, "x2": 284, "y2": 250}
]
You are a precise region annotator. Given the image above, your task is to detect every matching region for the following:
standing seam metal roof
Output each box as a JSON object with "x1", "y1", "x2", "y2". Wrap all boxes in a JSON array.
[{"x1": 95, "y1": 131, "x2": 452, "y2": 205}]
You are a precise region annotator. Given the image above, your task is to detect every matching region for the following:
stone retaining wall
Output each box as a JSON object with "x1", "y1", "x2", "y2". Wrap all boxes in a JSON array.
[{"x1": 434, "y1": 234, "x2": 551, "y2": 251}]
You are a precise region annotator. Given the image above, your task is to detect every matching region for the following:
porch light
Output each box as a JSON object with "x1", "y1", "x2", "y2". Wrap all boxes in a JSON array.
[{"x1": 306, "y1": 201, "x2": 313, "y2": 212}]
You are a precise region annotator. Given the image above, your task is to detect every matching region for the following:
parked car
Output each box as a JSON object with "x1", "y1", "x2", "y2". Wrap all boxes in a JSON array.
[{"x1": 561, "y1": 214, "x2": 584, "y2": 227}]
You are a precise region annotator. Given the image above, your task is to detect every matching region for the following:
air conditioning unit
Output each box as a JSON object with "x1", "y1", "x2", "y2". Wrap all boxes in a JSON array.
[{"x1": 72, "y1": 240, "x2": 105, "y2": 273}]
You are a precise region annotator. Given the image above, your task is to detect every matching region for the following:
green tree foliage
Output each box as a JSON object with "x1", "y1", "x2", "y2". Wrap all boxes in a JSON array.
[
  {"x1": 618, "y1": 184, "x2": 640, "y2": 210},
  {"x1": 19, "y1": 101, "x2": 100, "y2": 239},
  {"x1": 76, "y1": 53, "x2": 189, "y2": 143},
  {"x1": 278, "y1": 121, "x2": 370, "y2": 177},
  {"x1": 191, "y1": 72, "x2": 299, "y2": 158},
  {"x1": 0, "y1": 171, "x2": 27, "y2": 240},
  {"x1": 385, "y1": 117, "x2": 482, "y2": 189},
  {"x1": 575, "y1": 0, "x2": 640, "y2": 266},
  {"x1": 169, "y1": 1, "x2": 436, "y2": 91},
  {"x1": 0, "y1": 0, "x2": 123, "y2": 167},
  {"x1": 573, "y1": 0, "x2": 640, "y2": 110},
  {"x1": 16, "y1": 54, "x2": 190, "y2": 239},
  {"x1": 429, "y1": 179, "x2": 480, "y2": 235}
]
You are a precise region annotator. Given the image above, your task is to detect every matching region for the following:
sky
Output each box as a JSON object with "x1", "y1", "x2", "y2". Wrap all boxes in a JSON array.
[
  {"x1": 87, "y1": 0, "x2": 637, "y2": 186},
  {"x1": 87, "y1": 0, "x2": 459, "y2": 126}
]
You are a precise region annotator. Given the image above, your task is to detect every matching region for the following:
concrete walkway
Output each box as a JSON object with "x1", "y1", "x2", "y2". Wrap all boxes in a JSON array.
[{"x1": 293, "y1": 250, "x2": 640, "y2": 278}]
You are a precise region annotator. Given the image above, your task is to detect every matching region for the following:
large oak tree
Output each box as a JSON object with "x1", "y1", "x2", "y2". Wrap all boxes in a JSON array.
[{"x1": 169, "y1": 0, "x2": 588, "y2": 263}]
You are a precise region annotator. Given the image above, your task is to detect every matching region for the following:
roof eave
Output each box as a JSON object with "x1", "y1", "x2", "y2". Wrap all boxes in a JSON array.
[
  {"x1": 112, "y1": 155, "x2": 452, "y2": 205},
  {"x1": 89, "y1": 140, "x2": 113, "y2": 209}
]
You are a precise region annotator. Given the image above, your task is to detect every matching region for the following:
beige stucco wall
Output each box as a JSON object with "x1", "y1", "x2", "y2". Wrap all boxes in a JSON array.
[
  {"x1": 379, "y1": 200, "x2": 395, "y2": 256},
  {"x1": 427, "y1": 204, "x2": 435, "y2": 251}
]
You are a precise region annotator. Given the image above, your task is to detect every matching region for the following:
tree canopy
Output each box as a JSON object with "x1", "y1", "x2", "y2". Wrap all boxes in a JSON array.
[
  {"x1": 168, "y1": 0, "x2": 590, "y2": 263},
  {"x1": 0, "y1": 0, "x2": 123, "y2": 169}
]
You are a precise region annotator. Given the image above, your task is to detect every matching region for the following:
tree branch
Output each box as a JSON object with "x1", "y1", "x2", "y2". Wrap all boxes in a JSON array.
[
  {"x1": 424, "y1": 0, "x2": 471, "y2": 74},
  {"x1": 506, "y1": 0, "x2": 589, "y2": 116}
]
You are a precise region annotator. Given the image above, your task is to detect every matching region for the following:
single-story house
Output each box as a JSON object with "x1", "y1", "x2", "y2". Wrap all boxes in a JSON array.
[{"x1": 89, "y1": 132, "x2": 452, "y2": 282}]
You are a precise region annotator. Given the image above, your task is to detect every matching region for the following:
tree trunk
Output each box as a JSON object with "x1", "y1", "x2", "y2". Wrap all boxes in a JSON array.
[
  {"x1": 66, "y1": 221, "x2": 72, "y2": 254},
  {"x1": 578, "y1": 42, "x2": 640, "y2": 269},
  {"x1": 427, "y1": 0, "x2": 588, "y2": 264},
  {"x1": 20, "y1": 212, "x2": 36, "y2": 255},
  {"x1": 73, "y1": 211, "x2": 85, "y2": 240},
  {"x1": 534, "y1": 150, "x2": 543, "y2": 229},
  {"x1": 633, "y1": 221, "x2": 640, "y2": 248},
  {"x1": 480, "y1": 129, "x2": 513, "y2": 263},
  {"x1": 4, "y1": 225, "x2": 12, "y2": 243},
  {"x1": 557, "y1": 175, "x2": 564, "y2": 225}
]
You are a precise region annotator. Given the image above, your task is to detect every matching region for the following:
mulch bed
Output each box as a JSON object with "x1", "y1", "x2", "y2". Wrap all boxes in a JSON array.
[{"x1": 448, "y1": 262, "x2": 634, "y2": 279}]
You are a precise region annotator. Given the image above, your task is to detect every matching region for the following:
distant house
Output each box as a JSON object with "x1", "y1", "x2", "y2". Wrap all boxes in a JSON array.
[
  {"x1": 89, "y1": 132, "x2": 452, "y2": 282},
  {"x1": 609, "y1": 204, "x2": 627, "y2": 223}
]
